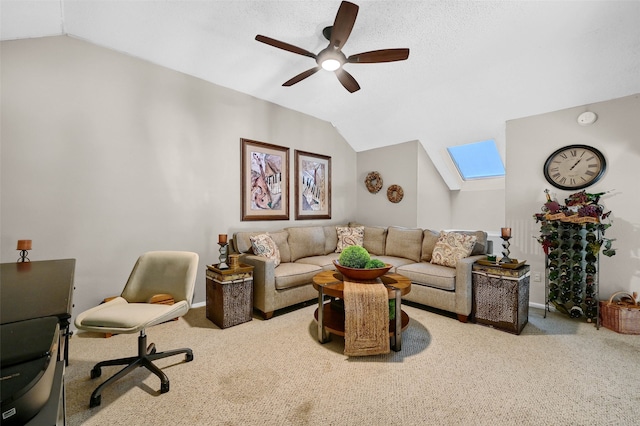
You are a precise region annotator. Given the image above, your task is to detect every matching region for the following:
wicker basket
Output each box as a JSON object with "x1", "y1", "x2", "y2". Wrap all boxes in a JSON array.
[{"x1": 600, "y1": 292, "x2": 640, "y2": 335}]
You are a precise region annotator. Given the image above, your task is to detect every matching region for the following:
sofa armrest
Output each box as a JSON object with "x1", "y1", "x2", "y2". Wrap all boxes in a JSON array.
[
  {"x1": 454, "y1": 254, "x2": 486, "y2": 316},
  {"x1": 239, "y1": 254, "x2": 277, "y2": 314}
]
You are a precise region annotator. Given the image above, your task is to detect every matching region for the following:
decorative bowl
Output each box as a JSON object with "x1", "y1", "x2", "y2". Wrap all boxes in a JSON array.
[{"x1": 332, "y1": 260, "x2": 392, "y2": 281}]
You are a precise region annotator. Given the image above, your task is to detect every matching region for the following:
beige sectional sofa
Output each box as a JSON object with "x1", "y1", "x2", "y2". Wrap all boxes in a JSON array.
[{"x1": 231, "y1": 224, "x2": 491, "y2": 322}]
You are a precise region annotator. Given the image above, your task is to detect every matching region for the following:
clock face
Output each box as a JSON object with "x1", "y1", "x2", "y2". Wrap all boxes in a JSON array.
[{"x1": 543, "y1": 145, "x2": 606, "y2": 190}]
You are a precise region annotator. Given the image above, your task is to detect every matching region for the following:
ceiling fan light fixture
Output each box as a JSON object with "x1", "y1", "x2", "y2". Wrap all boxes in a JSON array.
[
  {"x1": 316, "y1": 48, "x2": 345, "y2": 71},
  {"x1": 255, "y1": 1, "x2": 408, "y2": 92},
  {"x1": 321, "y1": 58, "x2": 342, "y2": 71}
]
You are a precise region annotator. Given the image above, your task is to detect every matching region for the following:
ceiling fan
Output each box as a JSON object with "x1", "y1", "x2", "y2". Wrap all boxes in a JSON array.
[{"x1": 255, "y1": 1, "x2": 410, "y2": 93}]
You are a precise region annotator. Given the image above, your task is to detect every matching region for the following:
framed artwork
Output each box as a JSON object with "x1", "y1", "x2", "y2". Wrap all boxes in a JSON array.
[
  {"x1": 295, "y1": 150, "x2": 331, "y2": 220},
  {"x1": 241, "y1": 138, "x2": 289, "y2": 221}
]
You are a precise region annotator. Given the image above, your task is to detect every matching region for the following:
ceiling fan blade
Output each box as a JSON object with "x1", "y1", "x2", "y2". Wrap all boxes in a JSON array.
[
  {"x1": 283, "y1": 67, "x2": 321, "y2": 86},
  {"x1": 335, "y1": 68, "x2": 360, "y2": 93},
  {"x1": 330, "y1": 1, "x2": 359, "y2": 49},
  {"x1": 348, "y1": 48, "x2": 410, "y2": 64},
  {"x1": 255, "y1": 35, "x2": 316, "y2": 59}
]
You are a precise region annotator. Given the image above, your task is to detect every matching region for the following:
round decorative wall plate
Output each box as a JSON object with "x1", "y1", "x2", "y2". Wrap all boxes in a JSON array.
[
  {"x1": 365, "y1": 171, "x2": 383, "y2": 193},
  {"x1": 387, "y1": 184, "x2": 404, "y2": 203}
]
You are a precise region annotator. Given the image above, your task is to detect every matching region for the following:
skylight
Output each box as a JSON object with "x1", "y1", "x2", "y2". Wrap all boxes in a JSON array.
[{"x1": 447, "y1": 139, "x2": 505, "y2": 180}]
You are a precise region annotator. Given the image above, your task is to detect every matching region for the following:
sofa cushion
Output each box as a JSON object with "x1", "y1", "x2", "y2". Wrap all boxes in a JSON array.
[
  {"x1": 421, "y1": 229, "x2": 440, "y2": 262},
  {"x1": 323, "y1": 225, "x2": 342, "y2": 254},
  {"x1": 385, "y1": 226, "x2": 423, "y2": 262},
  {"x1": 267, "y1": 230, "x2": 291, "y2": 263},
  {"x1": 274, "y1": 263, "x2": 322, "y2": 290},
  {"x1": 396, "y1": 262, "x2": 457, "y2": 291},
  {"x1": 287, "y1": 226, "x2": 326, "y2": 261},
  {"x1": 250, "y1": 233, "x2": 281, "y2": 267},
  {"x1": 335, "y1": 226, "x2": 365, "y2": 252},
  {"x1": 234, "y1": 230, "x2": 291, "y2": 263},
  {"x1": 295, "y1": 253, "x2": 340, "y2": 270},
  {"x1": 373, "y1": 255, "x2": 415, "y2": 272},
  {"x1": 363, "y1": 226, "x2": 387, "y2": 256},
  {"x1": 234, "y1": 231, "x2": 258, "y2": 254},
  {"x1": 455, "y1": 230, "x2": 488, "y2": 255},
  {"x1": 431, "y1": 231, "x2": 477, "y2": 267}
]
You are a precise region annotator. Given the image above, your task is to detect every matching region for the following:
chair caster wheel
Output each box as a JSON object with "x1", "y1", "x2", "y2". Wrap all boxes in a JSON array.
[
  {"x1": 90, "y1": 367, "x2": 102, "y2": 379},
  {"x1": 160, "y1": 382, "x2": 170, "y2": 394},
  {"x1": 89, "y1": 395, "x2": 101, "y2": 407},
  {"x1": 186, "y1": 353, "x2": 194, "y2": 362}
]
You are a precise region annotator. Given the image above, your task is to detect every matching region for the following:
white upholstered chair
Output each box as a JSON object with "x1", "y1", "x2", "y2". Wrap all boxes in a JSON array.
[{"x1": 74, "y1": 251, "x2": 199, "y2": 407}]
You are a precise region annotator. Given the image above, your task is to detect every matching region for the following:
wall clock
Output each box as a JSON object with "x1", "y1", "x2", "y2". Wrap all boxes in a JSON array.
[{"x1": 543, "y1": 144, "x2": 606, "y2": 190}]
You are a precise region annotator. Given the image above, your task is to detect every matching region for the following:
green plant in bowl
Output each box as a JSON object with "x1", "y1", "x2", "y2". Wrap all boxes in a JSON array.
[
  {"x1": 338, "y1": 245, "x2": 371, "y2": 268},
  {"x1": 365, "y1": 259, "x2": 386, "y2": 269},
  {"x1": 335, "y1": 246, "x2": 392, "y2": 280}
]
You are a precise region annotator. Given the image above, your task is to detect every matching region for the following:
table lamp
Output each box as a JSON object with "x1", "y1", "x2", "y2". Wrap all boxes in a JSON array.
[{"x1": 17, "y1": 239, "x2": 32, "y2": 262}]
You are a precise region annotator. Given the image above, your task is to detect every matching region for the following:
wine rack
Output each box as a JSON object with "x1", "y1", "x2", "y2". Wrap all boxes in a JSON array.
[{"x1": 544, "y1": 221, "x2": 600, "y2": 326}]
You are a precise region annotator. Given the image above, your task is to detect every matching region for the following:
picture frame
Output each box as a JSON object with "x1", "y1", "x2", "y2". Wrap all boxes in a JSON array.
[
  {"x1": 241, "y1": 138, "x2": 289, "y2": 221},
  {"x1": 294, "y1": 150, "x2": 331, "y2": 220}
]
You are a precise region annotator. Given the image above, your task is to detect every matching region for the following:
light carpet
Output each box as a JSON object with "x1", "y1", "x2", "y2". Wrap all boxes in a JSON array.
[{"x1": 65, "y1": 304, "x2": 640, "y2": 425}]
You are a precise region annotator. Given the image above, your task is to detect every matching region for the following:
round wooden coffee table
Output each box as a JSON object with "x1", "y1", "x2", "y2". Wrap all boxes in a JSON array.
[{"x1": 312, "y1": 270, "x2": 411, "y2": 351}]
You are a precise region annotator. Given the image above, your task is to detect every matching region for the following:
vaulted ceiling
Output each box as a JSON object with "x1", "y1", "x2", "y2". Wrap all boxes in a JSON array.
[{"x1": 2, "y1": 1, "x2": 640, "y2": 189}]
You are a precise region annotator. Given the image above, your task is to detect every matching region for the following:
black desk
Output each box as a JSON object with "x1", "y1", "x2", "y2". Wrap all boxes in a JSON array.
[
  {"x1": 1, "y1": 259, "x2": 75, "y2": 426},
  {"x1": 1, "y1": 259, "x2": 75, "y2": 364}
]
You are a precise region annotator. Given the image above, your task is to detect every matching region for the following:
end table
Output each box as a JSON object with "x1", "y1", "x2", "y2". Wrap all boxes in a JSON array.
[
  {"x1": 206, "y1": 263, "x2": 254, "y2": 329},
  {"x1": 472, "y1": 262, "x2": 530, "y2": 334}
]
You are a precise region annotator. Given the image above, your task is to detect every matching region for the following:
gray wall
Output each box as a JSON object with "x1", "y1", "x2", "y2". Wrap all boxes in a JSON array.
[
  {"x1": 356, "y1": 140, "x2": 505, "y2": 234},
  {"x1": 450, "y1": 189, "x2": 505, "y2": 233},
  {"x1": 1, "y1": 36, "x2": 357, "y2": 319},
  {"x1": 2, "y1": 35, "x2": 638, "y2": 318},
  {"x1": 356, "y1": 141, "x2": 419, "y2": 228},
  {"x1": 506, "y1": 94, "x2": 640, "y2": 306}
]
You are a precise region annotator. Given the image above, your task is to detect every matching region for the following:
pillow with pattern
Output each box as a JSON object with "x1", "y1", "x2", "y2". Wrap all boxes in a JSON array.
[
  {"x1": 250, "y1": 233, "x2": 281, "y2": 267},
  {"x1": 430, "y1": 231, "x2": 477, "y2": 268},
  {"x1": 335, "y1": 226, "x2": 365, "y2": 253}
]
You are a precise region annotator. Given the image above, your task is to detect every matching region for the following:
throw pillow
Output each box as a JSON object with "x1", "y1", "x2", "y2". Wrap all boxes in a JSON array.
[
  {"x1": 430, "y1": 231, "x2": 477, "y2": 268},
  {"x1": 450, "y1": 230, "x2": 488, "y2": 255},
  {"x1": 249, "y1": 233, "x2": 281, "y2": 267},
  {"x1": 335, "y1": 226, "x2": 365, "y2": 253}
]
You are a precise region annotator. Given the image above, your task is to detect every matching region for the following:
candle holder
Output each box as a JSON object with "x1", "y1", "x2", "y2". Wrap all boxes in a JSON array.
[
  {"x1": 228, "y1": 254, "x2": 240, "y2": 270},
  {"x1": 500, "y1": 236, "x2": 512, "y2": 264},
  {"x1": 218, "y1": 243, "x2": 229, "y2": 269}
]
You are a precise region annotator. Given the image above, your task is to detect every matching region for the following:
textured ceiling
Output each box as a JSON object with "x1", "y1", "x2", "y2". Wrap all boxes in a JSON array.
[{"x1": 2, "y1": 0, "x2": 640, "y2": 189}]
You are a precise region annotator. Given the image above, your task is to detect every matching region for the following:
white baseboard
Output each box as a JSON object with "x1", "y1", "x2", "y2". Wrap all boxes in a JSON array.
[
  {"x1": 529, "y1": 301, "x2": 554, "y2": 311},
  {"x1": 191, "y1": 301, "x2": 549, "y2": 312}
]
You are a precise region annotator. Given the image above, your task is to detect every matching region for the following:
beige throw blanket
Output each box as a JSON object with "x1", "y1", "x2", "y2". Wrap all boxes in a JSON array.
[{"x1": 343, "y1": 280, "x2": 390, "y2": 356}]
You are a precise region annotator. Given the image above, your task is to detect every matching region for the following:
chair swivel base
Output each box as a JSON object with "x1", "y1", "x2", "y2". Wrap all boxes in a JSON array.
[{"x1": 88, "y1": 330, "x2": 193, "y2": 407}]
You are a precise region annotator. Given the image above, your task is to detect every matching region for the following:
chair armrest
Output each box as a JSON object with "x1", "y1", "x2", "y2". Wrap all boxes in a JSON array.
[{"x1": 147, "y1": 294, "x2": 175, "y2": 305}]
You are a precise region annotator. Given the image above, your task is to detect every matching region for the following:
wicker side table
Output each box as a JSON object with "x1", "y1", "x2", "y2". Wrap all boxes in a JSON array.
[
  {"x1": 206, "y1": 264, "x2": 254, "y2": 329},
  {"x1": 472, "y1": 263, "x2": 530, "y2": 334}
]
